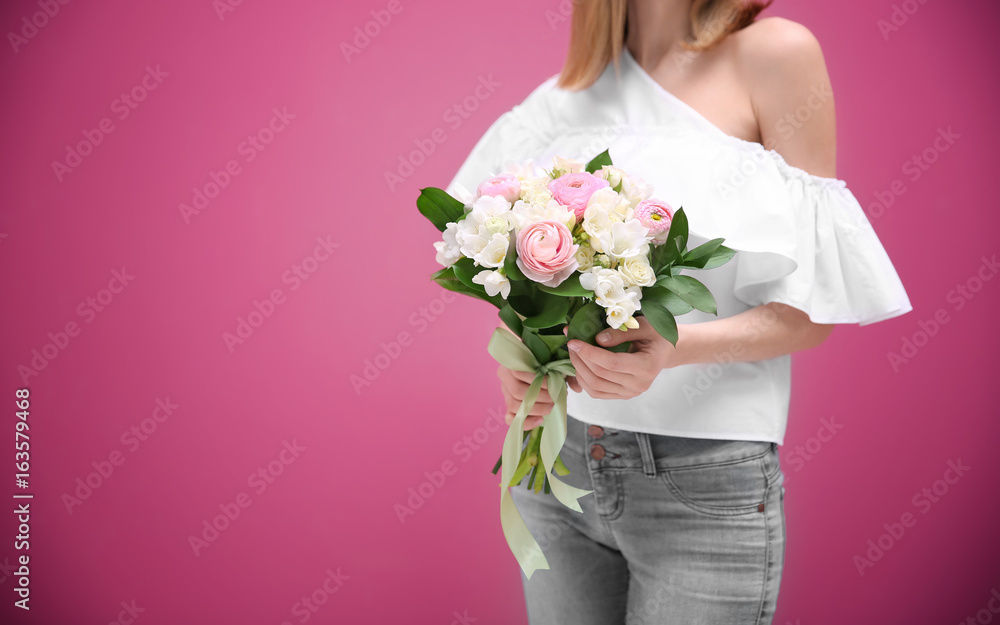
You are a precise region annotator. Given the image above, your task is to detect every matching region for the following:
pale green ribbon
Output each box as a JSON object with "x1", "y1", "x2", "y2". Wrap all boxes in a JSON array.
[{"x1": 487, "y1": 328, "x2": 594, "y2": 579}]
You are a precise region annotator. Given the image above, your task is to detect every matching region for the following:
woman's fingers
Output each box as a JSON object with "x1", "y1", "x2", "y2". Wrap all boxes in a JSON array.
[
  {"x1": 498, "y1": 366, "x2": 554, "y2": 403},
  {"x1": 568, "y1": 348, "x2": 631, "y2": 398},
  {"x1": 506, "y1": 412, "x2": 544, "y2": 430}
]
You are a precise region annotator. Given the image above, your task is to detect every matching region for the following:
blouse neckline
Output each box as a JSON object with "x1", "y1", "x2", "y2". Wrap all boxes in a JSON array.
[{"x1": 618, "y1": 45, "x2": 848, "y2": 188}]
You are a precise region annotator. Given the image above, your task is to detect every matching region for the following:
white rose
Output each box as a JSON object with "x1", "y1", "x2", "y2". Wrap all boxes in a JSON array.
[
  {"x1": 551, "y1": 155, "x2": 585, "y2": 175},
  {"x1": 511, "y1": 198, "x2": 575, "y2": 231},
  {"x1": 597, "y1": 165, "x2": 625, "y2": 189},
  {"x1": 472, "y1": 269, "x2": 510, "y2": 299},
  {"x1": 586, "y1": 187, "x2": 633, "y2": 222},
  {"x1": 575, "y1": 243, "x2": 596, "y2": 271},
  {"x1": 618, "y1": 256, "x2": 656, "y2": 287},
  {"x1": 621, "y1": 174, "x2": 654, "y2": 208},
  {"x1": 519, "y1": 177, "x2": 553, "y2": 205}
]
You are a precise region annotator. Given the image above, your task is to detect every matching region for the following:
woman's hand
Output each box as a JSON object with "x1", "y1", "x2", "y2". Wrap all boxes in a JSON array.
[
  {"x1": 566, "y1": 316, "x2": 681, "y2": 400},
  {"x1": 497, "y1": 364, "x2": 553, "y2": 431}
]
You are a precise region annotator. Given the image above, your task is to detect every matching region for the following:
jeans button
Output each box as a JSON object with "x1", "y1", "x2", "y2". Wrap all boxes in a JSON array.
[
  {"x1": 590, "y1": 444, "x2": 606, "y2": 460},
  {"x1": 587, "y1": 425, "x2": 604, "y2": 439}
]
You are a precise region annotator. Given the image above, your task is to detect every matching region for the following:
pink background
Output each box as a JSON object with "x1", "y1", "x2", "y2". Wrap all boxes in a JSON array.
[{"x1": 1, "y1": 0, "x2": 997, "y2": 622}]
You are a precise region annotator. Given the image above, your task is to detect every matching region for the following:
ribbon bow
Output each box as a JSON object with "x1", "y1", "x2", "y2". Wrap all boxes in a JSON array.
[{"x1": 487, "y1": 328, "x2": 594, "y2": 579}]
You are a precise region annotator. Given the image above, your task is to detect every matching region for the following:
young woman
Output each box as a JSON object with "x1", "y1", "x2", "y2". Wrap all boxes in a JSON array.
[{"x1": 447, "y1": 0, "x2": 911, "y2": 622}]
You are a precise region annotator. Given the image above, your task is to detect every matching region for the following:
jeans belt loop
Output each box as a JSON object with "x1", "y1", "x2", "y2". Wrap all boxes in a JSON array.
[{"x1": 636, "y1": 431, "x2": 657, "y2": 478}]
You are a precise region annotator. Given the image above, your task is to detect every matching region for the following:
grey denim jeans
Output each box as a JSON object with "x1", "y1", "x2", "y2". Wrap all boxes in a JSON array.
[{"x1": 509, "y1": 413, "x2": 786, "y2": 624}]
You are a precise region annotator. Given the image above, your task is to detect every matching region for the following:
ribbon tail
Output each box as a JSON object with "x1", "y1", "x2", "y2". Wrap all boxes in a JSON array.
[
  {"x1": 500, "y1": 487, "x2": 549, "y2": 579},
  {"x1": 538, "y1": 372, "x2": 593, "y2": 511}
]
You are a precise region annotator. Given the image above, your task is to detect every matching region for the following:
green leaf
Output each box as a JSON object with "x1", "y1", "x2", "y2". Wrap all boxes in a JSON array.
[
  {"x1": 640, "y1": 303, "x2": 679, "y2": 346},
  {"x1": 451, "y1": 257, "x2": 481, "y2": 290},
  {"x1": 655, "y1": 274, "x2": 717, "y2": 315},
  {"x1": 646, "y1": 286, "x2": 694, "y2": 316},
  {"x1": 522, "y1": 293, "x2": 571, "y2": 329},
  {"x1": 431, "y1": 266, "x2": 501, "y2": 308},
  {"x1": 417, "y1": 187, "x2": 464, "y2": 232},
  {"x1": 651, "y1": 207, "x2": 688, "y2": 274},
  {"x1": 585, "y1": 149, "x2": 613, "y2": 174},
  {"x1": 504, "y1": 247, "x2": 526, "y2": 281},
  {"x1": 701, "y1": 245, "x2": 737, "y2": 269},
  {"x1": 567, "y1": 301, "x2": 605, "y2": 345},
  {"x1": 521, "y1": 328, "x2": 551, "y2": 364},
  {"x1": 680, "y1": 238, "x2": 725, "y2": 269},
  {"x1": 498, "y1": 305, "x2": 523, "y2": 336},
  {"x1": 537, "y1": 272, "x2": 592, "y2": 297},
  {"x1": 537, "y1": 332, "x2": 568, "y2": 353}
]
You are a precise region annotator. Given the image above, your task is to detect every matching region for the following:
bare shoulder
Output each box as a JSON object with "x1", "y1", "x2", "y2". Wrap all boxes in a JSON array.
[
  {"x1": 729, "y1": 16, "x2": 838, "y2": 177},
  {"x1": 732, "y1": 16, "x2": 825, "y2": 72}
]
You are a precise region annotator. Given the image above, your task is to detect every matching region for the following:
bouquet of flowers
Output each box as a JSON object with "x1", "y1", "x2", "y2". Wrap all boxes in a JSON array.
[{"x1": 417, "y1": 150, "x2": 735, "y2": 578}]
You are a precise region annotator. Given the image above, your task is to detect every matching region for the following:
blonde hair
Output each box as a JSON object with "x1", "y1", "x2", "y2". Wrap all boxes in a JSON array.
[{"x1": 557, "y1": 0, "x2": 773, "y2": 91}]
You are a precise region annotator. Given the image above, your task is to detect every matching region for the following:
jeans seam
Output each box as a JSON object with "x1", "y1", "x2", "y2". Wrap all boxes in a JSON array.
[
  {"x1": 658, "y1": 471, "x2": 764, "y2": 517},
  {"x1": 653, "y1": 446, "x2": 772, "y2": 473},
  {"x1": 754, "y1": 480, "x2": 773, "y2": 625}
]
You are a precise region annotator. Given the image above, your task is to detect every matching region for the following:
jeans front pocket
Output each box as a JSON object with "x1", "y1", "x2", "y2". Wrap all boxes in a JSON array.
[{"x1": 658, "y1": 444, "x2": 770, "y2": 517}]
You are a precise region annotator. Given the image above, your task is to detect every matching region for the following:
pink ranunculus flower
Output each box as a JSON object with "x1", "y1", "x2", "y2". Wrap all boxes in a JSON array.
[
  {"x1": 477, "y1": 174, "x2": 521, "y2": 203},
  {"x1": 515, "y1": 220, "x2": 579, "y2": 288},
  {"x1": 547, "y1": 172, "x2": 610, "y2": 218},
  {"x1": 635, "y1": 199, "x2": 674, "y2": 244}
]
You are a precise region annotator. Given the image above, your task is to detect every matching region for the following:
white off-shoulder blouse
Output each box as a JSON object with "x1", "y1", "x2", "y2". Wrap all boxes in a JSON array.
[{"x1": 447, "y1": 47, "x2": 912, "y2": 445}]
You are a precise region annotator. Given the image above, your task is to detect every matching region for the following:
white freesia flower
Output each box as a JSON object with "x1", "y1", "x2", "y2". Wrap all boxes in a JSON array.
[
  {"x1": 434, "y1": 222, "x2": 462, "y2": 267},
  {"x1": 618, "y1": 255, "x2": 656, "y2": 287},
  {"x1": 472, "y1": 269, "x2": 510, "y2": 299},
  {"x1": 580, "y1": 267, "x2": 643, "y2": 328},
  {"x1": 474, "y1": 233, "x2": 509, "y2": 268},
  {"x1": 606, "y1": 220, "x2": 650, "y2": 260},
  {"x1": 456, "y1": 194, "x2": 513, "y2": 258},
  {"x1": 582, "y1": 205, "x2": 614, "y2": 253},
  {"x1": 511, "y1": 198, "x2": 575, "y2": 231}
]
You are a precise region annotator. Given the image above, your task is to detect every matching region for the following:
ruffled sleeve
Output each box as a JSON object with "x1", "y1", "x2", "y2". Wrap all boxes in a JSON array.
[
  {"x1": 729, "y1": 161, "x2": 912, "y2": 325},
  {"x1": 635, "y1": 128, "x2": 913, "y2": 326},
  {"x1": 445, "y1": 75, "x2": 561, "y2": 199}
]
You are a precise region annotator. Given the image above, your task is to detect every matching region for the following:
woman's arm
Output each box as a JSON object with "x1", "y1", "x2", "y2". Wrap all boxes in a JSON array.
[
  {"x1": 567, "y1": 304, "x2": 833, "y2": 399},
  {"x1": 567, "y1": 18, "x2": 839, "y2": 400}
]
